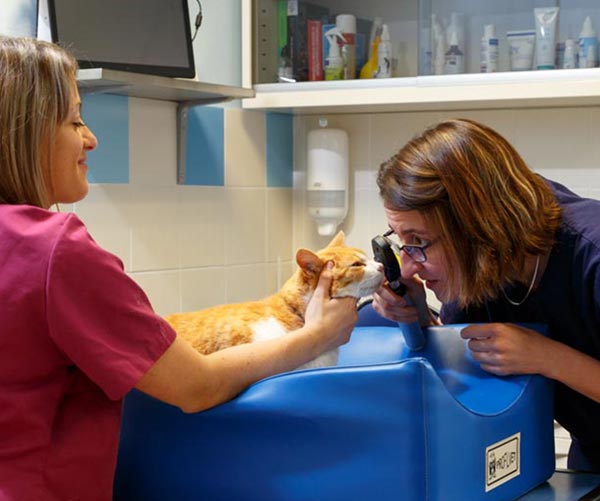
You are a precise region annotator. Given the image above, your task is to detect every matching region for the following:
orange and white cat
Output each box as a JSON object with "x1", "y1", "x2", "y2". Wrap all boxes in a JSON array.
[{"x1": 165, "y1": 232, "x2": 384, "y2": 370}]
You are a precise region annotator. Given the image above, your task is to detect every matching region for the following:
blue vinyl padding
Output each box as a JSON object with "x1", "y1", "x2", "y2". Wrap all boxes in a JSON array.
[
  {"x1": 114, "y1": 315, "x2": 554, "y2": 501},
  {"x1": 356, "y1": 298, "x2": 398, "y2": 327}
]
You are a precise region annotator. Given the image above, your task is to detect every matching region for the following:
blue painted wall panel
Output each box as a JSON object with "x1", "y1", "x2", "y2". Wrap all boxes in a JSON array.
[
  {"x1": 266, "y1": 113, "x2": 293, "y2": 188},
  {"x1": 83, "y1": 94, "x2": 129, "y2": 184},
  {"x1": 184, "y1": 106, "x2": 224, "y2": 186}
]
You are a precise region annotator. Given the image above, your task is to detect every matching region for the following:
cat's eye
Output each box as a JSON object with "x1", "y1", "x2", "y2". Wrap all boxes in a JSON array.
[{"x1": 351, "y1": 261, "x2": 365, "y2": 267}]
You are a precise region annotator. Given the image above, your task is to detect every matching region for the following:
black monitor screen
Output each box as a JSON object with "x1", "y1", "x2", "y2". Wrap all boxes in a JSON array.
[{"x1": 48, "y1": 0, "x2": 195, "y2": 78}]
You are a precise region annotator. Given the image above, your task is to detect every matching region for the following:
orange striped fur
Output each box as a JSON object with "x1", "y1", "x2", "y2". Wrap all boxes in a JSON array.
[{"x1": 165, "y1": 232, "x2": 384, "y2": 370}]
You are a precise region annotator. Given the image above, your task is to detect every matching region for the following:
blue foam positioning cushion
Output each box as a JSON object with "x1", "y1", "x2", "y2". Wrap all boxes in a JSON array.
[{"x1": 114, "y1": 324, "x2": 555, "y2": 501}]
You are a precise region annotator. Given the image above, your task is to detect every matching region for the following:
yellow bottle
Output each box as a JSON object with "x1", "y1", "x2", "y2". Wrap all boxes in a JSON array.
[{"x1": 360, "y1": 35, "x2": 380, "y2": 78}]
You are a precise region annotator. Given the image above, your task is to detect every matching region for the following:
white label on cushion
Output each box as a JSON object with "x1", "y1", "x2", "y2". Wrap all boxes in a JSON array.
[{"x1": 485, "y1": 432, "x2": 521, "y2": 492}]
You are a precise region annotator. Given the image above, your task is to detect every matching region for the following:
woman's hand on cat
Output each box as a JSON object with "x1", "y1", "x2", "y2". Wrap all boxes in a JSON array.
[{"x1": 304, "y1": 261, "x2": 358, "y2": 352}]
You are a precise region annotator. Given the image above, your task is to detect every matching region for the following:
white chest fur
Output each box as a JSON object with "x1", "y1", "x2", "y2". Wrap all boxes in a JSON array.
[
  {"x1": 251, "y1": 317, "x2": 339, "y2": 370},
  {"x1": 251, "y1": 317, "x2": 289, "y2": 343}
]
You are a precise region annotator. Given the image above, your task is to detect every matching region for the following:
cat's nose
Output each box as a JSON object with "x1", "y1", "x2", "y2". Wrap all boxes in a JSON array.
[{"x1": 375, "y1": 262, "x2": 384, "y2": 273}]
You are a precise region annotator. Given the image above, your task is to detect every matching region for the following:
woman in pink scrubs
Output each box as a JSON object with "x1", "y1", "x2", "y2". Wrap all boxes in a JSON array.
[{"x1": 0, "y1": 36, "x2": 357, "y2": 501}]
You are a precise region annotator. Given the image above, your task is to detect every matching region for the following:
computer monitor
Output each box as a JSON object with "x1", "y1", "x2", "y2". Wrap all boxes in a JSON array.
[{"x1": 46, "y1": 0, "x2": 196, "y2": 78}]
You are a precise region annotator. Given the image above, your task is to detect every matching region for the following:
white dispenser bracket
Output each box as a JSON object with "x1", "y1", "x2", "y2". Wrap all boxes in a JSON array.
[{"x1": 306, "y1": 119, "x2": 349, "y2": 236}]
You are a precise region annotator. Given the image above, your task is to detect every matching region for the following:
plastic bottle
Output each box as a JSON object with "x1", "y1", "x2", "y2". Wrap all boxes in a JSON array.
[
  {"x1": 359, "y1": 17, "x2": 382, "y2": 79},
  {"x1": 324, "y1": 27, "x2": 345, "y2": 81},
  {"x1": 563, "y1": 38, "x2": 578, "y2": 69},
  {"x1": 579, "y1": 16, "x2": 598, "y2": 68},
  {"x1": 375, "y1": 24, "x2": 392, "y2": 78},
  {"x1": 445, "y1": 29, "x2": 464, "y2": 74},
  {"x1": 447, "y1": 13, "x2": 466, "y2": 62},
  {"x1": 433, "y1": 20, "x2": 445, "y2": 75},
  {"x1": 555, "y1": 42, "x2": 565, "y2": 69},
  {"x1": 480, "y1": 24, "x2": 499, "y2": 73},
  {"x1": 336, "y1": 14, "x2": 356, "y2": 79},
  {"x1": 277, "y1": 45, "x2": 294, "y2": 83}
]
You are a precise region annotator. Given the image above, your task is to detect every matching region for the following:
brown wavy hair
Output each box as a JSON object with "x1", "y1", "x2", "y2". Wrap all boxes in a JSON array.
[
  {"x1": 377, "y1": 118, "x2": 561, "y2": 307},
  {"x1": 0, "y1": 37, "x2": 78, "y2": 208}
]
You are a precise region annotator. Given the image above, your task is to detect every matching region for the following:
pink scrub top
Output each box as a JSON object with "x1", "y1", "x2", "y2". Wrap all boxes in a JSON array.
[{"x1": 0, "y1": 205, "x2": 176, "y2": 500}]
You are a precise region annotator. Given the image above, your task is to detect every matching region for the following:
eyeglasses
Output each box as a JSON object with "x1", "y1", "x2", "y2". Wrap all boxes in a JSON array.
[{"x1": 382, "y1": 229, "x2": 437, "y2": 264}]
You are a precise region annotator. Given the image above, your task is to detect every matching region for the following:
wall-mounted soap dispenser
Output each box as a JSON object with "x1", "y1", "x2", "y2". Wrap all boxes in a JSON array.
[{"x1": 306, "y1": 119, "x2": 349, "y2": 236}]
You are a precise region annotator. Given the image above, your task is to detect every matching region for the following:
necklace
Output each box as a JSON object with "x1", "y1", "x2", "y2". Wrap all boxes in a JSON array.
[{"x1": 502, "y1": 255, "x2": 541, "y2": 306}]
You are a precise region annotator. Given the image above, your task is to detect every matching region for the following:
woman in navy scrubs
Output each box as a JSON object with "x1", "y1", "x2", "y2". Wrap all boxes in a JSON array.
[{"x1": 373, "y1": 118, "x2": 600, "y2": 472}]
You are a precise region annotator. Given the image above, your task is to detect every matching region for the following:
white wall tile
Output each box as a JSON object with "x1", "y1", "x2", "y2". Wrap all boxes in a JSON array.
[
  {"x1": 129, "y1": 186, "x2": 179, "y2": 271},
  {"x1": 444, "y1": 109, "x2": 516, "y2": 142},
  {"x1": 554, "y1": 422, "x2": 571, "y2": 469},
  {"x1": 130, "y1": 270, "x2": 180, "y2": 317},
  {"x1": 589, "y1": 108, "x2": 600, "y2": 186},
  {"x1": 371, "y1": 111, "x2": 443, "y2": 171},
  {"x1": 266, "y1": 188, "x2": 293, "y2": 262},
  {"x1": 177, "y1": 186, "x2": 226, "y2": 268},
  {"x1": 224, "y1": 188, "x2": 266, "y2": 265},
  {"x1": 268, "y1": 259, "x2": 295, "y2": 293},
  {"x1": 292, "y1": 116, "x2": 310, "y2": 249},
  {"x1": 55, "y1": 203, "x2": 75, "y2": 213},
  {"x1": 75, "y1": 184, "x2": 132, "y2": 270},
  {"x1": 224, "y1": 109, "x2": 266, "y2": 187},
  {"x1": 180, "y1": 267, "x2": 227, "y2": 312},
  {"x1": 293, "y1": 169, "x2": 311, "y2": 247},
  {"x1": 344, "y1": 188, "x2": 378, "y2": 254},
  {"x1": 589, "y1": 188, "x2": 600, "y2": 201},
  {"x1": 367, "y1": 188, "x2": 388, "y2": 232},
  {"x1": 225, "y1": 263, "x2": 268, "y2": 303},
  {"x1": 513, "y1": 107, "x2": 593, "y2": 173},
  {"x1": 554, "y1": 421, "x2": 571, "y2": 439},
  {"x1": 129, "y1": 97, "x2": 177, "y2": 187}
]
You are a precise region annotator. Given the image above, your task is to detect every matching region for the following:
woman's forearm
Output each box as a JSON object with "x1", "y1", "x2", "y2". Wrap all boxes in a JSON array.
[
  {"x1": 135, "y1": 326, "x2": 326, "y2": 413},
  {"x1": 542, "y1": 338, "x2": 600, "y2": 404}
]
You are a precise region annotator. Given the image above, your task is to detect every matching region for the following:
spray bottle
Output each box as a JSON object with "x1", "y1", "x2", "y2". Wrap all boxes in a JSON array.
[
  {"x1": 579, "y1": 16, "x2": 598, "y2": 68},
  {"x1": 336, "y1": 14, "x2": 356, "y2": 79},
  {"x1": 375, "y1": 24, "x2": 392, "y2": 78},
  {"x1": 324, "y1": 26, "x2": 345, "y2": 80},
  {"x1": 447, "y1": 12, "x2": 466, "y2": 63},
  {"x1": 445, "y1": 29, "x2": 465, "y2": 74}
]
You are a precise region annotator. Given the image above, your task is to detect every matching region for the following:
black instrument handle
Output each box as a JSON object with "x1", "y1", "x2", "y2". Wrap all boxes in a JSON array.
[{"x1": 371, "y1": 235, "x2": 407, "y2": 296}]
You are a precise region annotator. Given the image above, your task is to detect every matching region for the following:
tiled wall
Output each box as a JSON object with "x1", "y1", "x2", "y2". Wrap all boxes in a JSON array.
[
  {"x1": 71, "y1": 95, "x2": 295, "y2": 317},
  {"x1": 75, "y1": 98, "x2": 600, "y2": 320}
]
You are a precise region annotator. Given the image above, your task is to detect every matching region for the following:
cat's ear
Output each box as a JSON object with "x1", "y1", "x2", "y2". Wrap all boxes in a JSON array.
[
  {"x1": 326, "y1": 231, "x2": 345, "y2": 248},
  {"x1": 296, "y1": 249, "x2": 323, "y2": 275}
]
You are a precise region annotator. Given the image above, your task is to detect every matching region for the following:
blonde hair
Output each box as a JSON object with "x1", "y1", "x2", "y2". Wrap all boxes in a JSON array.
[
  {"x1": 0, "y1": 36, "x2": 78, "y2": 208},
  {"x1": 377, "y1": 118, "x2": 561, "y2": 307}
]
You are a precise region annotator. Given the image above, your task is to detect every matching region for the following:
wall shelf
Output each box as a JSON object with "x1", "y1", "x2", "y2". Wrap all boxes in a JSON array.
[
  {"x1": 242, "y1": 68, "x2": 600, "y2": 115},
  {"x1": 77, "y1": 68, "x2": 255, "y2": 185},
  {"x1": 77, "y1": 68, "x2": 255, "y2": 103}
]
